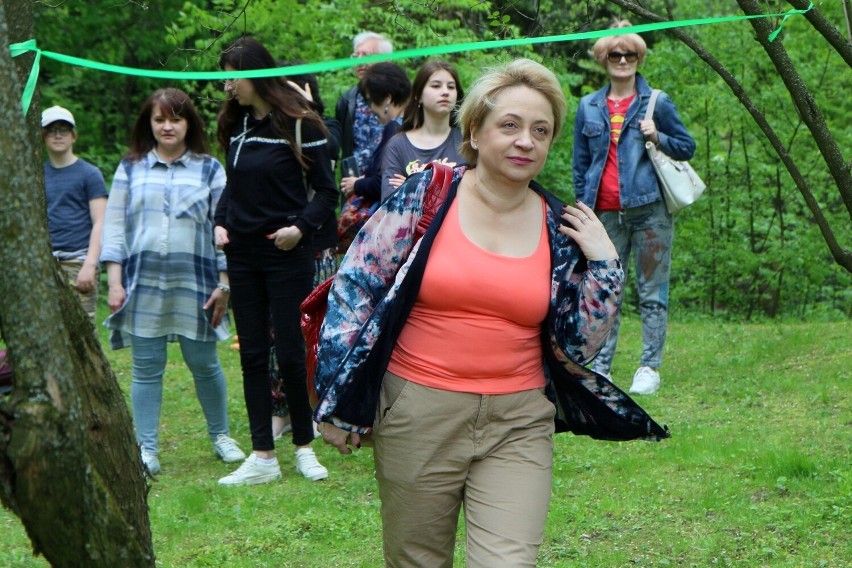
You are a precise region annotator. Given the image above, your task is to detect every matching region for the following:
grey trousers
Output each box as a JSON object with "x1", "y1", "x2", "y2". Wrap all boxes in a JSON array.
[{"x1": 593, "y1": 199, "x2": 674, "y2": 375}]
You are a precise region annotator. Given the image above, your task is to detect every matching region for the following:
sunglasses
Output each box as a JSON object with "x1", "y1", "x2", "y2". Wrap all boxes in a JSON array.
[
  {"x1": 607, "y1": 51, "x2": 639, "y2": 63},
  {"x1": 45, "y1": 125, "x2": 74, "y2": 136}
]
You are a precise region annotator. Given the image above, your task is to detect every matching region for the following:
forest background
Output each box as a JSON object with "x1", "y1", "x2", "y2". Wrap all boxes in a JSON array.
[{"x1": 30, "y1": 0, "x2": 850, "y2": 321}]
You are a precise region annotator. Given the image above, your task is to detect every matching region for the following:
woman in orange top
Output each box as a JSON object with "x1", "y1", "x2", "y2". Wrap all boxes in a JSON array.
[{"x1": 316, "y1": 59, "x2": 668, "y2": 567}]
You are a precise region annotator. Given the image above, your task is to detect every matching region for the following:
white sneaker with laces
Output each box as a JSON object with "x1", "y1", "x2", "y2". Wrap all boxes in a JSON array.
[
  {"x1": 629, "y1": 366, "x2": 661, "y2": 395},
  {"x1": 213, "y1": 434, "x2": 246, "y2": 463},
  {"x1": 295, "y1": 447, "x2": 328, "y2": 481},
  {"x1": 141, "y1": 447, "x2": 160, "y2": 475},
  {"x1": 218, "y1": 454, "x2": 281, "y2": 486}
]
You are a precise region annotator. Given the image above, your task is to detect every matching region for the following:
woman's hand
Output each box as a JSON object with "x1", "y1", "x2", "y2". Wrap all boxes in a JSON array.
[
  {"x1": 388, "y1": 173, "x2": 407, "y2": 190},
  {"x1": 203, "y1": 288, "x2": 229, "y2": 327},
  {"x1": 266, "y1": 226, "x2": 303, "y2": 251},
  {"x1": 214, "y1": 226, "x2": 230, "y2": 249},
  {"x1": 559, "y1": 201, "x2": 618, "y2": 261},
  {"x1": 639, "y1": 119, "x2": 659, "y2": 144},
  {"x1": 340, "y1": 176, "x2": 363, "y2": 198},
  {"x1": 107, "y1": 284, "x2": 126, "y2": 314},
  {"x1": 319, "y1": 422, "x2": 361, "y2": 454}
]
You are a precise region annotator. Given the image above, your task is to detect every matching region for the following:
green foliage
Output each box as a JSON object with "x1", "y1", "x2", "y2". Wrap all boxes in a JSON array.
[
  {"x1": 2, "y1": 308, "x2": 850, "y2": 566},
  {"x1": 29, "y1": 0, "x2": 850, "y2": 319}
]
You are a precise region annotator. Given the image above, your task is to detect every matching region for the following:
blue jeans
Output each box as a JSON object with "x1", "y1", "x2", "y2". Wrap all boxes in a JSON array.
[
  {"x1": 593, "y1": 200, "x2": 673, "y2": 375},
  {"x1": 129, "y1": 334, "x2": 230, "y2": 455},
  {"x1": 224, "y1": 236, "x2": 315, "y2": 451}
]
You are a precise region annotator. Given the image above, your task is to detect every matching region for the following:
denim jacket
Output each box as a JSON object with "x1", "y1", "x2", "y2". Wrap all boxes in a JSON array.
[
  {"x1": 572, "y1": 73, "x2": 696, "y2": 210},
  {"x1": 314, "y1": 166, "x2": 670, "y2": 442}
]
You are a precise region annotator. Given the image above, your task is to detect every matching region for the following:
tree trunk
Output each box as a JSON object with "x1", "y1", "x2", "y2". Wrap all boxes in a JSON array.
[{"x1": 0, "y1": 2, "x2": 155, "y2": 566}]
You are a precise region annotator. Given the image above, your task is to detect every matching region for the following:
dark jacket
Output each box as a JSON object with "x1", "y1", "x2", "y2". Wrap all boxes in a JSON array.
[{"x1": 334, "y1": 85, "x2": 358, "y2": 162}]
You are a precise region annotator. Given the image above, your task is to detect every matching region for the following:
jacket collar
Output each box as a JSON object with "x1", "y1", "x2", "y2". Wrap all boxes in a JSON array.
[{"x1": 589, "y1": 72, "x2": 652, "y2": 107}]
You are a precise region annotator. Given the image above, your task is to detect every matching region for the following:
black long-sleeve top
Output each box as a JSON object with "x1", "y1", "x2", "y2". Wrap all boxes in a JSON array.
[{"x1": 215, "y1": 111, "x2": 338, "y2": 240}]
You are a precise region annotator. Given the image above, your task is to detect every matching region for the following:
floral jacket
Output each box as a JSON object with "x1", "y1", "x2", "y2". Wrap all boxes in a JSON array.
[{"x1": 314, "y1": 166, "x2": 670, "y2": 442}]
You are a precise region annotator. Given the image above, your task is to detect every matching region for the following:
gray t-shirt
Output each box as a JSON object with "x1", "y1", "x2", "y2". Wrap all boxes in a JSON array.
[
  {"x1": 380, "y1": 128, "x2": 464, "y2": 202},
  {"x1": 43, "y1": 158, "x2": 107, "y2": 253}
]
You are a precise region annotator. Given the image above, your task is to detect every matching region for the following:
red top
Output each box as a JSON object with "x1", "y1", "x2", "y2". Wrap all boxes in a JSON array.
[{"x1": 596, "y1": 93, "x2": 635, "y2": 211}]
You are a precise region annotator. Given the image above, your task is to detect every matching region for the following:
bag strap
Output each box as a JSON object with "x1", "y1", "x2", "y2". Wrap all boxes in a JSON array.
[
  {"x1": 415, "y1": 162, "x2": 453, "y2": 240},
  {"x1": 294, "y1": 118, "x2": 311, "y2": 196},
  {"x1": 644, "y1": 89, "x2": 661, "y2": 123}
]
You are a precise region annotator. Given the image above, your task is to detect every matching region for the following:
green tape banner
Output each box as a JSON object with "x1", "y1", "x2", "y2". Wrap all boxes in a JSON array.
[{"x1": 10, "y1": 3, "x2": 812, "y2": 116}]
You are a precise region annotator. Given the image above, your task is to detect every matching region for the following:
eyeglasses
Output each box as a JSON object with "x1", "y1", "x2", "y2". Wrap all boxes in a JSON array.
[
  {"x1": 45, "y1": 125, "x2": 73, "y2": 136},
  {"x1": 351, "y1": 51, "x2": 378, "y2": 58},
  {"x1": 607, "y1": 51, "x2": 639, "y2": 63}
]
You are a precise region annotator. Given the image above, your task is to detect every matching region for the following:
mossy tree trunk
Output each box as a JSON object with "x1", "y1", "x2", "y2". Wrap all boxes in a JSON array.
[{"x1": 0, "y1": 2, "x2": 155, "y2": 565}]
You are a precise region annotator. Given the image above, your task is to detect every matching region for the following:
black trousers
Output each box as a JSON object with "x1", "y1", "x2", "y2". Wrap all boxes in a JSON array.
[{"x1": 224, "y1": 236, "x2": 315, "y2": 450}]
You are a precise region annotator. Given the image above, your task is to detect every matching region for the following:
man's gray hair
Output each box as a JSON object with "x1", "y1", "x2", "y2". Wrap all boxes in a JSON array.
[{"x1": 353, "y1": 32, "x2": 393, "y2": 53}]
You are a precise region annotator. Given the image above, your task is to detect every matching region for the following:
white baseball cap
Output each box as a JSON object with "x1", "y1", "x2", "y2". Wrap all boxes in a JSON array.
[{"x1": 41, "y1": 105, "x2": 76, "y2": 128}]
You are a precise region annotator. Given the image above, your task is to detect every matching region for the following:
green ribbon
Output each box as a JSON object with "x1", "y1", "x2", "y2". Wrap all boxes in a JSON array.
[
  {"x1": 9, "y1": 39, "x2": 42, "y2": 116},
  {"x1": 9, "y1": 3, "x2": 812, "y2": 117}
]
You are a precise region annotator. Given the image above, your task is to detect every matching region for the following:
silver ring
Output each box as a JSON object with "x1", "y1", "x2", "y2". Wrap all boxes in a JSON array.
[{"x1": 579, "y1": 215, "x2": 589, "y2": 223}]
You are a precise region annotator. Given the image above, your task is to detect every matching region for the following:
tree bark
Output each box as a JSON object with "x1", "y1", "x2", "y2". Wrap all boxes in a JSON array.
[
  {"x1": 606, "y1": 0, "x2": 851, "y2": 273},
  {"x1": 0, "y1": 2, "x2": 155, "y2": 566}
]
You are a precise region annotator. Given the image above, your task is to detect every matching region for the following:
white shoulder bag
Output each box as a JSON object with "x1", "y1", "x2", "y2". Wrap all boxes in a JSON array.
[{"x1": 644, "y1": 89, "x2": 706, "y2": 214}]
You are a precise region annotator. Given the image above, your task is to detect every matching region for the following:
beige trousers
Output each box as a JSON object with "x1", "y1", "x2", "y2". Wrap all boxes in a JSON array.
[
  {"x1": 58, "y1": 258, "x2": 98, "y2": 321},
  {"x1": 373, "y1": 371, "x2": 556, "y2": 568}
]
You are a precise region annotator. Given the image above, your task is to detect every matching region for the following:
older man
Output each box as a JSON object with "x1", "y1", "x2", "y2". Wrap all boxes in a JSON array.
[{"x1": 334, "y1": 32, "x2": 393, "y2": 175}]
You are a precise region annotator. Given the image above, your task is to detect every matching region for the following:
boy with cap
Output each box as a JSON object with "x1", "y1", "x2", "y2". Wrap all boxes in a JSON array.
[{"x1": 42, "y1": 105, "x2": 108, "y2": 322}]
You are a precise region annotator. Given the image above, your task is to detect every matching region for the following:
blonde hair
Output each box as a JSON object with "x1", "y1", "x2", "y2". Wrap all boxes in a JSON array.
[
  {"x1": 456, "y1": 58, "x2": 566, "y2": 166},
  {"x1": 591, "y1": 20, "x2": 647, "y2": 68}
]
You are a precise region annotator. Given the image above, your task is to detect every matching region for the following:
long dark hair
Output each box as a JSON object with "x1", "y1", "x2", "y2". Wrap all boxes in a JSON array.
[
  {"x1": 216, "y1": 37, "x2": 326, "y2": 167},
  {"x1": 401, "y1": 61, "x2": 464, "y2": 132},
  {"x1": 126, "y1": 88, "x2": 208, "y2": 162}
]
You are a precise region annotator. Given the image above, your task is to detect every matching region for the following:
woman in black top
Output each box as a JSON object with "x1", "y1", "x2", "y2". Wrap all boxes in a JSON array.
[{"x1": 214, "y1": 37, "x2": 337, "y2": 486}]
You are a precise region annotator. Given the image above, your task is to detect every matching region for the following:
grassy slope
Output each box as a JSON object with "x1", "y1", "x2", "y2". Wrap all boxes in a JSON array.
[{"x1": 1, "y1": 314, "x2": 849, "y2": 567}]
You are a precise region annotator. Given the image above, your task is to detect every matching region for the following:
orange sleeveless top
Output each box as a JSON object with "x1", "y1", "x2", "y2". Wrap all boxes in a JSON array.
[{"x1": 387, "y1": 196, "x2": 550, "y2": 394}]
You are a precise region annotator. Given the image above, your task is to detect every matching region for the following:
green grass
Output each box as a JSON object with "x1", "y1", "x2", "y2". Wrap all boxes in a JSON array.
[{"x1": 1, "y1": 305, "x2": 849, "y2": 567}]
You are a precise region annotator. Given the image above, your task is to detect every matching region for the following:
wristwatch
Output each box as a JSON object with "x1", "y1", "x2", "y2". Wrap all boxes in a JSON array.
[{"x1": 216, "y1": 282, "x2": 231, "y2": 294}]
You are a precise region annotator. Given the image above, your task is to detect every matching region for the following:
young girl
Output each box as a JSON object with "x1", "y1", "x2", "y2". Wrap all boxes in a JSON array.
[{"x1": 380, "y1": 61, "x2": 465, "y2": 202}]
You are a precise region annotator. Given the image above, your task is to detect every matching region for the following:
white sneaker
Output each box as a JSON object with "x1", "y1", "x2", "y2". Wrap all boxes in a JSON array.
[
  {"x1": 141, "y1": 447, "x2": 160, "y2": 475},
  {"x1": 213, "y1": 434, "x2": 246, "y2": 463},
  {"x1": 295, "y1": 447, "x2": 328, "y2": 481},
  {"x1": 218, "y1": 454, "x2": 281, "y2": 486},
  {"x1": 629, "y1": 366, "x2": 661, "y2": 395}
]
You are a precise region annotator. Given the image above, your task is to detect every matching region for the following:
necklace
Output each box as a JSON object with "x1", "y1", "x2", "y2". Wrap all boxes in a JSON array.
[{"x1": 608, "y1": 92, "x2": 635, "y2": 110}]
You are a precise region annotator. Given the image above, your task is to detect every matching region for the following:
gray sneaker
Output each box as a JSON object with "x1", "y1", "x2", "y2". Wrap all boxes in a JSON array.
[
  {"x1": 141, "y1": 447, "x2": 160, "y2": 475},
  {"x1": 218, "y1": 454, "x2": 281, "y2": 486},
  {"x1": 213, "y1": 434, "x2": 246, "y2": 463}
]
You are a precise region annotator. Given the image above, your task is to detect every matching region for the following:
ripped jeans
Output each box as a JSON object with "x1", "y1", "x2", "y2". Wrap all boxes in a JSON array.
[{"x1": 593, "y1": 199, "x2": 674, "y2": 376}]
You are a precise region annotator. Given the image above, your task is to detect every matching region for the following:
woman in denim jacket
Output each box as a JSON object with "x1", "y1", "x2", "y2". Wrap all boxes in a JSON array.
[{"x1": 573, "y1": 21, "x2": 696, "y2": 395}]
